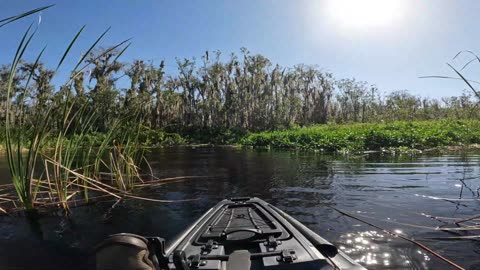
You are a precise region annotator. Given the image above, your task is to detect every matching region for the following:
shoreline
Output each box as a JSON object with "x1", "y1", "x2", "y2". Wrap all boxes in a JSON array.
[
  {"x1": 2, "y1": 119, "x2": 480, "y2": 155},
  {"x1": 240, "y1": 120, "x2": 480, "y2": 154}
]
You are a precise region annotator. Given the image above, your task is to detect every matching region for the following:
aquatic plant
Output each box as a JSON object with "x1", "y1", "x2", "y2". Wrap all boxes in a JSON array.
[
  {"x1": 0, "y1": 5, "x2": 149, "y2": 211},
  {"x1": 241, "y1": 120, "x2": 480, "y2": 152},
  {"x1": 2, "y1": 6, "x2": 53, "y2": 210}
]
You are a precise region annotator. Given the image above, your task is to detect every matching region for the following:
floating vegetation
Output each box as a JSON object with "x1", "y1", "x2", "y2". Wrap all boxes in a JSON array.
[{"x1": 241, "y1": 120, "x2": 480, "y2": 152}]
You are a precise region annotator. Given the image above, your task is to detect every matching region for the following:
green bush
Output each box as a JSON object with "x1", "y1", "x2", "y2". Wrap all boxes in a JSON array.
[
  {"x1": 137, "y1": 127, "x2": 185, "y2": 146},
  {"x1": 241, "y1": 119, "x2": 480, "y2": 152}
]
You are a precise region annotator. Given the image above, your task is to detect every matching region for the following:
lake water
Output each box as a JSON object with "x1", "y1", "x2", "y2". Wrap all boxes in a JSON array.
[{"x1": 1, "y1": 147, "x2": 479, "y2": 269}]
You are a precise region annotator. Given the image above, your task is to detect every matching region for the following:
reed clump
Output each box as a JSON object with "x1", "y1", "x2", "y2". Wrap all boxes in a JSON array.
[{"x1": 0, "y1": 5, "x2": 196, "y2": 214}]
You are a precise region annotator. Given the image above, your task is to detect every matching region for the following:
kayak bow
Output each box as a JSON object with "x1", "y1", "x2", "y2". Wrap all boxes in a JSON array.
[{"x1": 159, "y1": 197, "x2": 366, "y2": 270}]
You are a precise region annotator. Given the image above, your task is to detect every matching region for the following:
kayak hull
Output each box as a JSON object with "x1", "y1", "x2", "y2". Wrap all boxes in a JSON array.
[{"x1": 164, "y1": 197, "x2": 366, "y2": 270}]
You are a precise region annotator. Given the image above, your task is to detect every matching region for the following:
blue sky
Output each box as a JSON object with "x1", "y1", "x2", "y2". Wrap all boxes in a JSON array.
[{"x1": 2, "y1": 0, "x2": 480, "y2": 98}]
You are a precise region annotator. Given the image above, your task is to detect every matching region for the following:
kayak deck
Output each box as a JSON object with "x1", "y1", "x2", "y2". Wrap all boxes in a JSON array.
[
  {"x1": 165, "y1": 197, "x2": 366, "y2": 270},
  {"x1": 198, "y1": 200, "x2": 285, "y2": 243}
]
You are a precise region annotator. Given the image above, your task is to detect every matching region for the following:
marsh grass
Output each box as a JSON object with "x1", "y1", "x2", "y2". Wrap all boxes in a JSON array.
[
  {"x1": 4, "y1": 22, "x2": 47, "y2": 210},
  {"x1": 0, "y1": 6, "x2": 195, "y2": 214},
  {"x1": 108, "y1": 121, "x2": 145, "y2": 191}
]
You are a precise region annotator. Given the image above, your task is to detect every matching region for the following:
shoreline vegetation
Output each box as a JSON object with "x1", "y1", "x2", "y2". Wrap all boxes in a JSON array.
[
  {"x1": 2, "y1": 5, "x2": 480, "y2": 214},
  {"x1": 241, "y1": 119, "x2": 480, "y2": 153},
  {"x1": 9, "y1": 118, "x2": 480, "y2": 154}
]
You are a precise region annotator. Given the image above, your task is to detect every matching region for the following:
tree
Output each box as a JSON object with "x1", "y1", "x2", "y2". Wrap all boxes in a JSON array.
[{"x1": 86, "y1": 48, "x2": 124, "y2": 131}]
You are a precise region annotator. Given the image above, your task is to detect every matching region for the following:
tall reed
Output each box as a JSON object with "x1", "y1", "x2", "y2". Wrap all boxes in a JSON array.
[
  {"x1": 108, "y1": 116, "x2": 145, "y2": 191},
  {"x1": 4, "y1": 23, "x2": 49, "y2": 210},
  {"x1": 1, "y1": 6, "x2": 136, "y2": 211}
]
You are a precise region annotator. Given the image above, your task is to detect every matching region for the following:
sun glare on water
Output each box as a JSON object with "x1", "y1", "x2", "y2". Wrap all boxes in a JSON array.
[{"x1": 325, "y1": 0, "x2": 405, "y2": 32}]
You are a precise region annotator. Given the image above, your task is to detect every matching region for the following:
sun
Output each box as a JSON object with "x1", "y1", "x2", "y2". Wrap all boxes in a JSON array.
[{"x1": 324, "y1": 0, "x2": 405, "y2": 32}]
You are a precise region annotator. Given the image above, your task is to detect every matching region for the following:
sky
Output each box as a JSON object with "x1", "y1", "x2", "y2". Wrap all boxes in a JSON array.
[{"x1": 2, "y1": 0, "x2": 480, "y2": 98}]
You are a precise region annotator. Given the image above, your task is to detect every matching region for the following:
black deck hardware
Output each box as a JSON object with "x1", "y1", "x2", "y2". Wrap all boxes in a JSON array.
[
  {"x1": 188, "y1": 254, "x2": 207, "y2": 268},
  {"x1": 199, "y1": 250, "x2": 284, "y2": 261},
  {"x1": 173, "y1": 250, "x2": 190, "y2": 270},
  {"x1": 146, "y1": 236, "x2": 169, "y2": 269},
  {"x1": 264, "y1": 235, "x2": 280, "y2": 248},
  {"x1": 201, "y1": 239, "x2": 218, "y2": 253},
  {"x1": 277, "y1": 249, "x2": 297, "y2": 263}
]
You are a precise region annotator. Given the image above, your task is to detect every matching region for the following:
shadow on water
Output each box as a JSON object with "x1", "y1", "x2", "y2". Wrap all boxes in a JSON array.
[
  {"x1": 25, "y1": 210, "x2": 43, "y2": 238},
  {"x1": 1, "y1": 147, "x2": 480, "y2": 269}
]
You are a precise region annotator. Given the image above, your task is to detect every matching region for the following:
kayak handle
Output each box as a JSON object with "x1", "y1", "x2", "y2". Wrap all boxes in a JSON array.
[
  {"x1": 224, "y1": 228, "x2": 262, "y2": 235},
  {"x1": 222, "y1": 229, "x2": 263, "y2": 240}
]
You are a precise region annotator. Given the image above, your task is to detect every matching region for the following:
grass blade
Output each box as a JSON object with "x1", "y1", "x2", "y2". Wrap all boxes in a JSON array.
[
  {"x1": 419, "y1": 75, "x2": 480, "y2": 85},
  {"x1": 56, "y1": 25, "x2": 85, "y2": 72},
  {"x1": 71, "y1": 27, "x2": 111, "y2": 73},
  {"x1": 67, "y1": 38, "x2": 131, "y2": 86},
  {"x1": 5, "y1": 25, "x2": 39, "y2": 209},
  {"x1": 24, "y1": 46, "x2": 47, "y2": 90},
  {"x1": 447, "y1": 63, "x2": 480, "y2": 99},
  {"x1": 6, "y1": 24, "x2": 34, "y2": 177},
  {"x1": 112, "y1": 42, "x2": 131, "y2": 63},
  {"x1": 0, "y1": 5, "x2": 54, "y2": 28}
]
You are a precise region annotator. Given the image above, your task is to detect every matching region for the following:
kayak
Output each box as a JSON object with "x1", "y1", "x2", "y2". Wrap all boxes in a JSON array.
[
  {"x1": 161, "y1": 197, "x2": 365, "y2": 270},
  {"x1": 96, "y1": 197, "x2": 367, "y2": 270}
]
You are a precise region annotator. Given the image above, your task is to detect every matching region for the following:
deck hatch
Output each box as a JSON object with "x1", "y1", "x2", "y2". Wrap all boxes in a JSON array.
[{"x1": 198, "y1": 202, "x2": 288, "y2": 243}]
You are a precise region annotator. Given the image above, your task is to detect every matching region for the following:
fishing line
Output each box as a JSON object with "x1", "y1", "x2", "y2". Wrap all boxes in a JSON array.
[{"x1": 330, "y1": 206, "x2": 465, "y2": 270}]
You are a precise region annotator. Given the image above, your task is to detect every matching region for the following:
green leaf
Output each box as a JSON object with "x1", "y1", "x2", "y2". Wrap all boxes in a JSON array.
[
  {"x1": 56, "y1": 25, "x2": 86, "y2": 72},
  {"x1": 0, "y1": 5, "x2": 54, "y2": 28}
]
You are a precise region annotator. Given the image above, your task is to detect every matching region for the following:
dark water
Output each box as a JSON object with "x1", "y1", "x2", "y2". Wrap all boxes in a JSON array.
[{"x1": 1, "y1": 147, "x2": 480, "y2": 270}]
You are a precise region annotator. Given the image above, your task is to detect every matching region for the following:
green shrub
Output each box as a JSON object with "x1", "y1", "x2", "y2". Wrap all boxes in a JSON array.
[{"x1": 241, "y1": 120, "x2": 480, "y2": 152}]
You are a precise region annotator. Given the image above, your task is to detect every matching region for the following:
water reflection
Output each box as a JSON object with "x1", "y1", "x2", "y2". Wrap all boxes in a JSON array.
[
  {"x1": 338, "y1": 230, "x2": 431, "y2": 269},
  {"x1": 1, "y1": 148, "x2": 480, "y2": 269}
]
